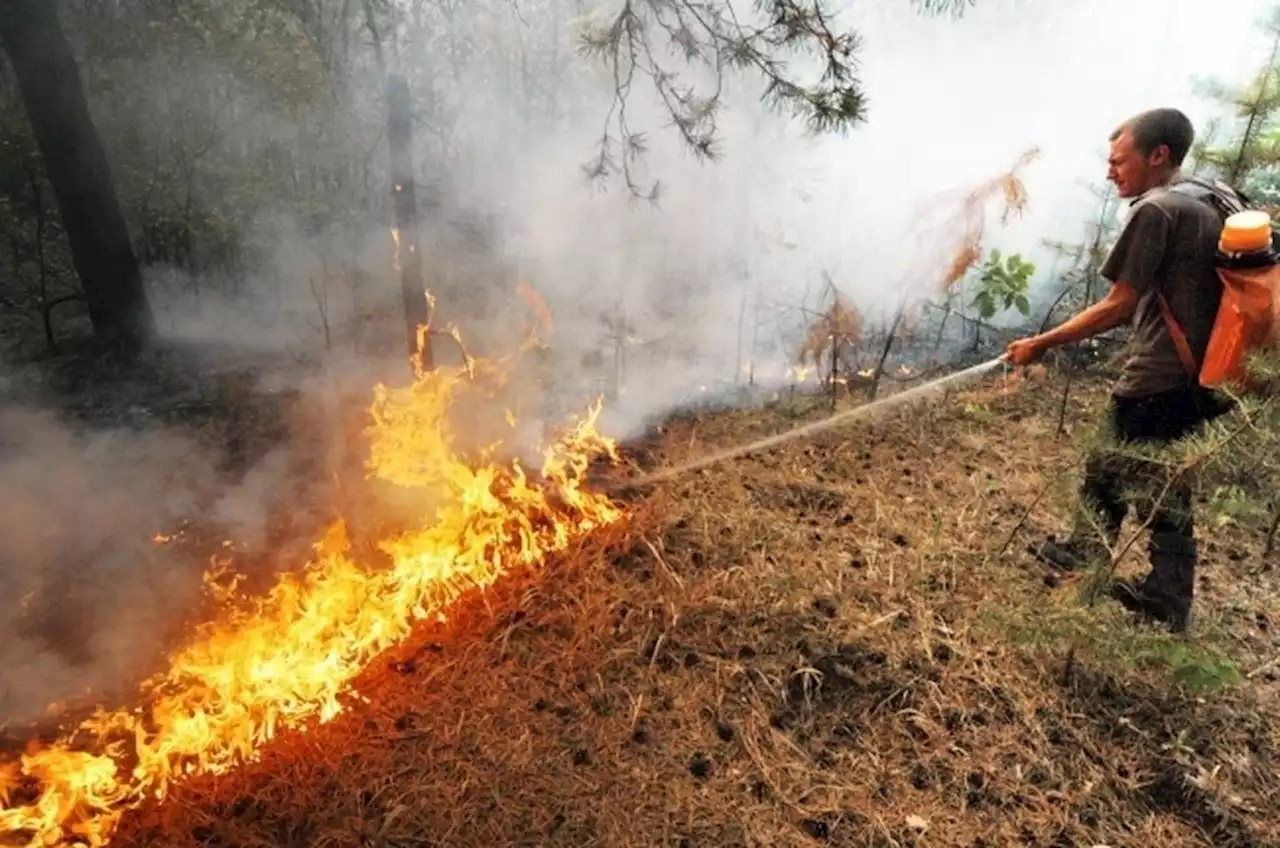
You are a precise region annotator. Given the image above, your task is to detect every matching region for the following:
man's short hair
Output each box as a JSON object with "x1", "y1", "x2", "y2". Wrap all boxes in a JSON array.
[{"x1": 1110, "y1": 108, "x2": 1195, "y2": 166}]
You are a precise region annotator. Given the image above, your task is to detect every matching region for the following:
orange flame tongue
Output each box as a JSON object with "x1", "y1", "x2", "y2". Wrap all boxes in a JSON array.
[
  {"x1": 0, "y1": 355, "x2": 621, "y2": 847},
  {"x1": 517, "y1": 280, "x2": 554, "y2": 334}
]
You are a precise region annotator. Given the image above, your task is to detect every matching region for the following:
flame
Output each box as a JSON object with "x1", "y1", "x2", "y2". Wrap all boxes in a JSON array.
[
  {"x1": 516, "y1": 280, "x2": 554, "y2": 334},
  {"x1": 787, "y1": 365, "x2": 816, "y2": 383},
  {"x1": 0, "y1": 340, "x2": 622, "y2": 846}
]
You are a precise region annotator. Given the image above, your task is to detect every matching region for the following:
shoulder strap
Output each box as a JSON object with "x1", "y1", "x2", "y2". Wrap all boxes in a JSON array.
[
  {"x1": 1143, "y1": 176, "x2": 1248, "y2": 382},
  {"x1": 1167, "y1": 175, "x2": 1251, "y2": 220},
  {"x1": 1157, "y1": 293, "x2": 1199, "y2": 379}
]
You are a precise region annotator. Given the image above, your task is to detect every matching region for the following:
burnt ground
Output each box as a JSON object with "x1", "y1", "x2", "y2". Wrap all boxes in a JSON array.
[{"x1": 5, "y1": 351, "x2": 1280, "y2": 847}]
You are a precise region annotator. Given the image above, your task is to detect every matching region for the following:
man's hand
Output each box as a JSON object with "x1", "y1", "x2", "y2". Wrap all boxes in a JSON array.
[{"x1": 1004, "y1": 336, "x2": 1046, "y2": 367}]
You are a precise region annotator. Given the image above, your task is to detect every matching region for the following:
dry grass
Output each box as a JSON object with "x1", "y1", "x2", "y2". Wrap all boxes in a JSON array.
[{"x1": 91, "y1": 370, "x2": 1280, "y2": 847}]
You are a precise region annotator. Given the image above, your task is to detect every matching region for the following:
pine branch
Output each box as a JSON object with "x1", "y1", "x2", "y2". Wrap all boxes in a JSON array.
[
  {"x1": 1193, "y1": 12, "x2": 1280, "y2": 185},
  {"x1": 910, "y1": 0, "x2": 976, "y2": 16},
  {"x1": 578, "y1": 0, "x2": 871, "y2": 197}
]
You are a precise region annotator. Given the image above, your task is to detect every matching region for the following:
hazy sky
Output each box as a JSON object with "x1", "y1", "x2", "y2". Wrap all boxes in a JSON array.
[
  {"x1": 771, "y1": 0, "x2": 1278, "y2": 303},
  {"x1": 848, "y1": 1, "x2": 1272, "y2": 228}
]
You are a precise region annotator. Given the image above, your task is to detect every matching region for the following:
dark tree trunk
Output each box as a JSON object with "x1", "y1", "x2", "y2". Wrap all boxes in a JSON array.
[
  {"x1": 23, "y1": 164, "x2": 55, "y2": 350},
  {"x1": 868, "y1": 307, "x2": 905, "y2": 401},
  {"x1": 387, "y1": 73, "x2": 431, "y2": 368},
  {"x1": 1229, "y1": 27, "x2": 1280, "y2": 187},
  {"x1": 0, "y1": 0, "x2": 154, "y2": 354}
]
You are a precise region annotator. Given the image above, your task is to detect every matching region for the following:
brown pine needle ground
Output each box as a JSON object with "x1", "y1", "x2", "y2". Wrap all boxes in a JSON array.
[{"x1": 88, "y1": 372, "x2": 1280, "y2": 847}]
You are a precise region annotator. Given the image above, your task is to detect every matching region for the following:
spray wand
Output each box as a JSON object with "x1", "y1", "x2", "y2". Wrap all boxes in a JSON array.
[{"x1": 607, "y1": 355, "x2": 1009, "y2": 492}]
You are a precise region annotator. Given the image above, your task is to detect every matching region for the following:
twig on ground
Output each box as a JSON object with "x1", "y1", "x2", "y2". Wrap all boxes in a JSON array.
[
  {"x1": 1056, "y1": 362, "x2": 1075, "y2": 436},
  {"x1": 991, "y1": 458, "x2": 1079, "y2": 561},
  {"x1": 844, "y1": 609, "x2": 906, "y2": 639},
  {"x1": 643, "y1": 536, "x2": 686, "y2": 591},
  {"x1": 995, "y1": 480, "x2": 1054, "y2": 561},
  {"x1": 1263, "y1": 504, "x2": 1280, "y2": 563},
  {"x1": 1247, "y1": 652, "x2": 1280, "y2": 680}
]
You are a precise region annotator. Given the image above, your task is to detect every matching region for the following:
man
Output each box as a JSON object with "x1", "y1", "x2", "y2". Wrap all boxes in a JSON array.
[{"x1": 1005, "y1": 107, "x2": 1227, "y2": 633}]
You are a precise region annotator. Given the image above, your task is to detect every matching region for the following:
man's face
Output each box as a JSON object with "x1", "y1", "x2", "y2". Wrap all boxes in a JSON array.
[{"x1": 1106, "y1": 130, "x2": 1170, "y2": 198}]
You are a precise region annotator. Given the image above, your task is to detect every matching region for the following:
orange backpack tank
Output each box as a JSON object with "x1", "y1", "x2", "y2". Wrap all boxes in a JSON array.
[{"x1": 1158, "y1": 206, "x2": 1280, "y2": 394}]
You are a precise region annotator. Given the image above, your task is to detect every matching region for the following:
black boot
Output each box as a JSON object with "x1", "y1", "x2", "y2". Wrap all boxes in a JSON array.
[
  {"x1": 1108, "y1": 532, "x2": 1195, "y2": 633},
  {"x1": 1034, "y1": 535, "x2": 1109, "y2": 571},
  {"x1": 1033, "y1": 514, "x2": 1120, "y2": 572}
]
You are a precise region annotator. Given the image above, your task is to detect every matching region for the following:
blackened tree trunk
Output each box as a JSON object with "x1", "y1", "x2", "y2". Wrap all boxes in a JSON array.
[
  {"x1": 0, "y1": 0, "x2": 154, "y2": 353},
  {"x1": 387, "y1": 74, "x2": 431, "y2": 369}
]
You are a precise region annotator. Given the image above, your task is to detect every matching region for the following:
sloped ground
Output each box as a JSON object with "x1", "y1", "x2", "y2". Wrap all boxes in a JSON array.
[{"x1": 96, "y1": 367, "x2": 1280, "y2": 848}]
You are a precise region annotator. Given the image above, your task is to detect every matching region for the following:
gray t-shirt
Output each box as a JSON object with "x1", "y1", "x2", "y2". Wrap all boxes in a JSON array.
[{"x1": 1100, "y1": 179, "x2": 1224, "y2": 398}]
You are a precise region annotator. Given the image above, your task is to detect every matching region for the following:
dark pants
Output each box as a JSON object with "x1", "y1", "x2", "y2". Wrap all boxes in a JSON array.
[{"x1": 1076, "y1": 384, "x2": 1212, "y2": 609}]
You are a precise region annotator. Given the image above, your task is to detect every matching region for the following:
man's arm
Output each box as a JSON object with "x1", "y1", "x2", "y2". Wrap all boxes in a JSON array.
[
  {"x1": 1007, "y1": 200, "x2": 1168, "y2": 366},
  {"x1": 1039, "y1": 282, "x2": 1139, "y2": 347},
  {"x1": 1005, "y1": 282, "x2": 1138, "y2": 364}
]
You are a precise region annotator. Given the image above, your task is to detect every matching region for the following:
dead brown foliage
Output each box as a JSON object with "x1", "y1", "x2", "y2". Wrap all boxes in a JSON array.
[
  {"x1": 796, "y1": 293, "x2": 864, "y2": 375},
  {"x1": 801, "y1": 148, "x2": 1042, "y2": 364},
  {"x1": 935, "y1": 147, "x2": 1041, "y2": 291},
  {"x1": 103, "y1": 370, "x2": 1280, "y2": 848}
]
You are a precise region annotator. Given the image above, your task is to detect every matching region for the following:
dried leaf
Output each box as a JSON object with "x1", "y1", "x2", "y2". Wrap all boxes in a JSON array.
[{"x1": 796, "y1": 293, "x2": 863, "y2": 369}]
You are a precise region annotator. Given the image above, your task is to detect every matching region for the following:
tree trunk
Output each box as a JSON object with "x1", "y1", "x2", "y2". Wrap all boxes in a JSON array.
[
  {"x1": 24, "y1": 164, "x2": 55, "y2": 350},
  {"x1": 869, "y1": 307, "x2": 905, "y2": 401},
  {"x1": 0, "y1": 0, "x2": 153, "y2": 354},
  {"x1": 387, "y1": 74, "x2": 431, "y2": 368},
  {"x1": 828, "y1": 327, "x2": 839, "y2": 410},
  {"x1": 1229, "y1": 28, "x2": 1280, "y2": 186},
  {"x1": 931, "y1": 298, "x2": 951, "y2": 354}
]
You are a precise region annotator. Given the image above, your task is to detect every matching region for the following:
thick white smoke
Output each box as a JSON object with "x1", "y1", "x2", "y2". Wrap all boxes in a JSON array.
[{"x1": 130, "y1": 1, "x2": 1275, "y2": 442}]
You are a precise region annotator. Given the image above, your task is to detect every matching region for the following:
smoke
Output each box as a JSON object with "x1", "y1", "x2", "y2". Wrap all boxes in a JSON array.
[
  {"x1": 0, "y1": 405, "x2": 205, "y2": 726},
  {"x1": 0, "y1": 383, "x2": 344, "y2": 729},
  {"x1": 105, "y1": 1, "x2": 1273, "y2": 446},
  {"x1": 429, "y1": 0, "x2": 1276, "y2": 438}
]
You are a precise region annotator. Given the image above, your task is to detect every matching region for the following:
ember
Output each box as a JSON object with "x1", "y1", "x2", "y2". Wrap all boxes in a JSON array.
[{"x1": 0, "y1": 339, "x2": 622, "y2": 847}]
